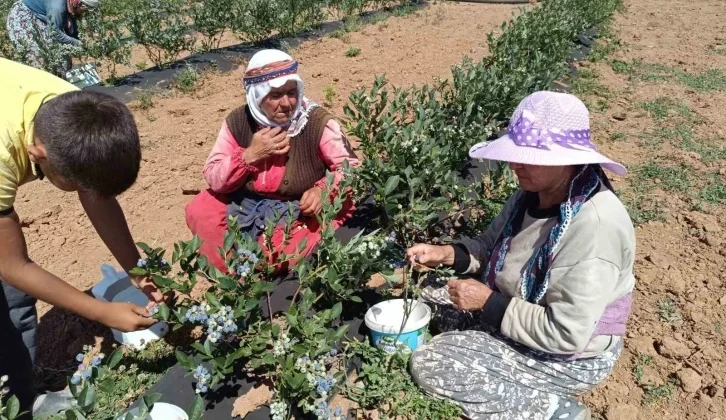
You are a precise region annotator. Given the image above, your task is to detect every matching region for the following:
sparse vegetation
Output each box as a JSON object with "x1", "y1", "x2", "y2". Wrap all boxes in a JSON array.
[{"x1": 658, "y1": 298, "x2": 683, "y2": 325}]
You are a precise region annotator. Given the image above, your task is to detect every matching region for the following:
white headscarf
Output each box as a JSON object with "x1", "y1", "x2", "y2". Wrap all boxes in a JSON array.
[{"x1": 244, "y1": 49, "x2": 317, "y2": 136}]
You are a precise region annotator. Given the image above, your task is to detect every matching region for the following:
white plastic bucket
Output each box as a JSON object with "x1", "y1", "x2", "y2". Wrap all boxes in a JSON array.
[
  {"x1": 117, "y1": 402, "x2": 188, "y2": 420},
  {"x1": 91, "y1": 264, "x2": 168, "y2": 350},
  {"x1": 364, "y1": 299, "x2": 431, "y2": 353}
]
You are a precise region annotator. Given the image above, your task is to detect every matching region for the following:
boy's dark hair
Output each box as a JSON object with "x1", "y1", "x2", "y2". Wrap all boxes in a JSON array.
[{"x1": 34, "y1": 90, "x2": 141, "y2": 198}]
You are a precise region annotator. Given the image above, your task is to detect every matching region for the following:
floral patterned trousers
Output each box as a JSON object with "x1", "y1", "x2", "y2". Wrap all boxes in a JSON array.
[
  {"x1": 5, "y1": 1, "x2": 71, "y2": 75},
  {"x1": 411, "y1": 330, "x2": 622, "y2": 420}
]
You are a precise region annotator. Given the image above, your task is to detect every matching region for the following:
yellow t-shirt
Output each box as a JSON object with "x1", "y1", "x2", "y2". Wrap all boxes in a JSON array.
[{"x1": 0, "y1": 58, "x2": 78, "y2": 212}]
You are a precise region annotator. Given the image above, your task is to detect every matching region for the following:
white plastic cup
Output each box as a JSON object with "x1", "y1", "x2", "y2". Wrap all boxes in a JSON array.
[
  {"x1": 91, "y1": 264, "x2": 168, "y2": 350},
  {"x1": 117, "y1": 402, "x2": 189, "y2": 420}
]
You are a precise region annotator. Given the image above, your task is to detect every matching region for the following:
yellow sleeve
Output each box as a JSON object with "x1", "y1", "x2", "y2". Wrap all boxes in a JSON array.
[{"x1": 0, "y1": 156, "x2": 20, "y2": 212}]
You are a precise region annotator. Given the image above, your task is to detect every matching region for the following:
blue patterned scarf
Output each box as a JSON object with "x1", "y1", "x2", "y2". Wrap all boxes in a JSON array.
[{"x1": 482, "y1": 165, "x2": 614, "y2": 303}]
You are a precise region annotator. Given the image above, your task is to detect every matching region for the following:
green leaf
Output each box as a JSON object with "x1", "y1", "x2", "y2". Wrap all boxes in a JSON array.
[
  {"x1": 253, "y1": 281, "x2": 276, "y2": 294},
  {"x1": 176, "y1": 349, "x2": 196, "y2": 370},
  {"x1": 384, "y1": 175, "x2": 400, "y2": 196},
  {"x1": 218, "y1": 276, "x2": 237, "y2": 291},
  {"x1": 136, "y1": 243, "x2": 153, "y2": 254},
  {"x1": 158, "y1": 303, "x2": 170, "y2": 321},
  {"x1": 128, "y1": 267, "x2": 147, "y2": 277},
  {"x1": 65, "y1": 409, "x2": 86, "y2": 420},
  {"x1": 142, "y1": 393, "x2": 163, "y2": 410},
  {"x1": 205, "y1": 293, "x2": 221, "y2": 307},
  {"x1": 107, "y1": 346, "x2": 124, "y2": 369},
  {"x1": 333, "y1": 324, "x2": 350, "y2": 340},
  {"x1": 223, "y1": 232, "x2": 235, "y2": 254},
  {"x1": 188, "y1": 395, "x2": 205, "y2": 420},
  {"x1": 77, "y1": 384, "x2": 96, "y2": 411},
  {"x1": 329, "y1": 302, "x2": 343, "y2": 320},
  {"x1": 6, "y1": 396, "x2": 20, "y2": 419},
  {"x1": 151, "y1": 274, "x2": 172, "y2": 288},
  {"x1": 97, "y1": 378, "x2": 115, "y2": 394},
  {"x1": 350, "y1": 295, "x2": 363, "y2": 303},
  {"x1": 286, "y1": 313, "x2": 298, "y2": 328},
  {"x1": 191, "y1": 342, "x2": 209, "y2": 356}
]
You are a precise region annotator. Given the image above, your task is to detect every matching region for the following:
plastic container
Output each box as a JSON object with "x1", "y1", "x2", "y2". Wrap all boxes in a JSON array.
[
  {"x1": 117, "y1": 402, "x2": 188, "y2": 420},
  {"x1": 91, "y1": 264, "x2": 168, "y2": 350},
  {"x1": 364, "y1": 299, "x2": 431, "y2": 353},
  {"x1": 65, "y1": 63, "x2": 102, "y2": 88}
]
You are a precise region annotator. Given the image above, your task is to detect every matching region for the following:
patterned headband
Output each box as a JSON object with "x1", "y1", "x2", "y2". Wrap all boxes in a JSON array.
[
  {"x1": 243, "y1": 60, "x2": 299, "y2": 86},
  {"x1": 508, "y1": 114, "x2": 596, "y2": 151}
]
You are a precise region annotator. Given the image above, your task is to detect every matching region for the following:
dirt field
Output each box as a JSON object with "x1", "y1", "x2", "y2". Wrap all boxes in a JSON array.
[{"x1": 19, "y1": 0, "x2": 726, "y2": 418}]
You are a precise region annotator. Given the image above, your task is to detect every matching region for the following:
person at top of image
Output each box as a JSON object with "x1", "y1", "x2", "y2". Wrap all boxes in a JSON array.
[
  {"x1": 185, "y1": 49, "x2": 360, "y2": 273},
  {"x1": 406, "y1": 91, "x2": 635, "y2": 420},
  {"x1": 6, "y1": 0, "x2": 98, "y2": 75},
  {"x1": 0, "y1": 57, "x2": 164, "y2": 417}
]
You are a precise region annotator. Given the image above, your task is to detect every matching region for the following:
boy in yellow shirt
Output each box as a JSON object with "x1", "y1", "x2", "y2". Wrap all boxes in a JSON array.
[{"x1": 0, "y1": 58, "x2": 163, "y2": 415}]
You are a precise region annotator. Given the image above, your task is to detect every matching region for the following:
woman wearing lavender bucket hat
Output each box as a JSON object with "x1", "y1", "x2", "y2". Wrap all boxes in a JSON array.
[{"x1": 407, "y1": 92, "x2": 635, "y2": 420}]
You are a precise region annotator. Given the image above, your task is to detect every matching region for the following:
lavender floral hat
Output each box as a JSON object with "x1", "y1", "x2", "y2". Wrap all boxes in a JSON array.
[{"x1": 469, "y1": 91, "x2": 626, "y2": 175}]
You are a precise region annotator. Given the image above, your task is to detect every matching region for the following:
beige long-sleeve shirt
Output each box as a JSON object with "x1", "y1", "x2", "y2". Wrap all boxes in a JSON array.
[{"x1": 457, "y1": 187, "x2": 636, "y2": 357}]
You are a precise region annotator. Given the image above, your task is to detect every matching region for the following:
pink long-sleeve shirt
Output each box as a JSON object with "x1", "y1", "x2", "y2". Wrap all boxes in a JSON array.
[{"x1": 203, "y1": 118, "x2": 359, "y2": 196}]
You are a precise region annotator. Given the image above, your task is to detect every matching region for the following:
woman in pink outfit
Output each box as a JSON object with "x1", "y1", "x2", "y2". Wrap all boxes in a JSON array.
[{"x1": 185, "y1": 49, "x2": 359, "y2": 272}]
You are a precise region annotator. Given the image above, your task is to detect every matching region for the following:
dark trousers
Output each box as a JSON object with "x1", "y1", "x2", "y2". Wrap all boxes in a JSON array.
[{"x1": 0, "y1": 281, "x2": 38, "y2": 417}]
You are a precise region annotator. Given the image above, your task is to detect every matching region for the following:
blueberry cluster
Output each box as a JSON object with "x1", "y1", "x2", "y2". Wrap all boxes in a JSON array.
[
  {"x1": 184, "y1": 303, "x2": 211, "y2": 323},
  {"x1": 272, "y1": 333, "x2": 298, "y2": 357},
  {"x1": 235, "y1": 248, "x2": 260, "y2": 278},
  {"x1": 193, "y1": 365, "x2": 211, "y2": 394},
  {"x1": 270, "y1": 400, "x2": 287, "y2": 420},
  {"x1": 205, "y1": 305, "x2": 238, "y2": 343},
  {"x1": 70, "y1": 347, "x2": 104, "y2": 385},
  {"x1": 136, "y1": 257, "x2": 168, "y2": 268},
  {"x1": 294, "y1": 350, "x2": 346, "y2": 419}
]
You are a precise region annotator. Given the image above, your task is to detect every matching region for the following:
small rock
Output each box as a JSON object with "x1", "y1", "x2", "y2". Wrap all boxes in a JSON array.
[
  {"x1": 666, "y1": 268, "x2": 687, "y2": 295},
  {"x1": 51, "y1": 236, "x2": 66, "y2": 248},
  {"x1": 720, "y1": 296, "x2": 726, "y2": 306},
  {"x1": 605, "y1": 403, "x2": 639, "y2": 420},
  {"x1": 646, "y1": 253, "x2": 670, "y2": 269},
  {"x1": 677, "y1": 368, "x2": 702, "y2": 393},
  {"x1": 701, "y1": 346, "x2": 723, "y2": 361},
  {"x1": 704, "y1": 233, "x2": 723, "y2": 247},
  {"x1": 656, "y1": 337, "x2": 691, "y2": 359},
  {"x1": 180, "y1": 183, "x2": 202, "y2": 195},
  {"x1": 612, "y1": 112, "x2": 627, "y2": 121},
  {"x1": 690, "y1": 310, "x2": 705, "y2": 324},
  {"x1": 628, "y1": 336, "x2": 658, "y2": 357},
  {"x1": 685, "y1": 213, "x2": 722, "y2": 233},
  {"x1": 333, "y1": 78, "x2": 339, "y2": 82},
  {"x1": 707, "y1": 277, "x2": 723, "y2": 290}
]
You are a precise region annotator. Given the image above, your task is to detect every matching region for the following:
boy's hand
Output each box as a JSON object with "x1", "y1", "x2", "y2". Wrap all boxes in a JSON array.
[
  {"x1": 300, "y1": 186, "x2": 323, "y2": 215},
  {"x1": 131, "y1": 274, "x2": 170, "y2": 305},
  {"x1": 97, "y1": 302, "x2": 157, "y2": 332}
]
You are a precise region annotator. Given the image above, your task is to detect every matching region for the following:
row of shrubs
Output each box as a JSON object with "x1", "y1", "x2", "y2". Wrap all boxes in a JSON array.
[
  {"x1": 346, "y1": 0, "x2": 623, "y2": 246},
  {"x1": 0, "y1": 0, "x2": 417, "y2": 80}
]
